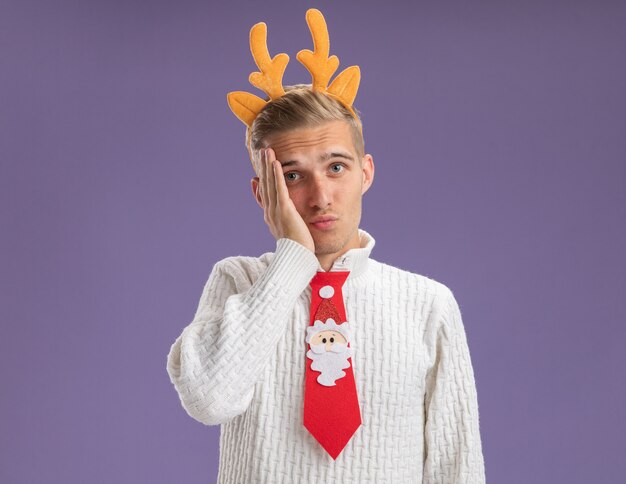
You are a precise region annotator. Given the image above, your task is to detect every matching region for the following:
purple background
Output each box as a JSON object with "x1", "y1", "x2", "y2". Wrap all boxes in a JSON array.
[{"x1": 1, "y1": 0, "x2": 625, "y2": 482}]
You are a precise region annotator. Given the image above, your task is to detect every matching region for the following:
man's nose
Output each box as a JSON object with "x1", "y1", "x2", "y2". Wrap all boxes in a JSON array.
[{"x1": 308, "y1": 175, "x2": 331, "y2": 209}]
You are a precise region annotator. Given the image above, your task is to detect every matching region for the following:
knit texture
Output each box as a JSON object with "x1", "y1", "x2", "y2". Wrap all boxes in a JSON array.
[{"x1": 167, "y1": 229, "x2": 485, "y2": 483}]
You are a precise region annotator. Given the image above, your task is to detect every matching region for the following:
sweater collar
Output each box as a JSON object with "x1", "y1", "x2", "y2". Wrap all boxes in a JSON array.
[{"x1": 315, "y1": 228, "x2": 375, "y2": 280}]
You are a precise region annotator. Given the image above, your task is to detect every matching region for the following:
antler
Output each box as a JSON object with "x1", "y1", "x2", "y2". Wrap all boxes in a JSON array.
[
  {"x1": 297, "y1": 9, "x2": 361, "y2": 117},
  {"x1": 296, "y1": 9, "x2": 339, "y2": 90},
  {"x1": 227, "y1": 21, "x2": 289, "y2": 127},
  {"x1": 248, "y1": 22, "x2": 289, "y2": 100}
]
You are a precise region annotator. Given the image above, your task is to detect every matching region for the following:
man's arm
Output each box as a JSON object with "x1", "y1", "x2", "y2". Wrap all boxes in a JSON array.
[
  {"x1": 423, "y1": 286, "x2": 486, "y2": 483},
  {"x1": 166, "y1": 238, "x2": 319, "y2": 425}
]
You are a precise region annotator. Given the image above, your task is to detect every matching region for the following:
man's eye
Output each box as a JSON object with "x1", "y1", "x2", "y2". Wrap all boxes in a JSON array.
[
  {"x1": 330, "y1": 163, "x2": 344, "y2": 173},
  {"x1": 285, "y1": 172, "x2": 300, "y2": 181}
]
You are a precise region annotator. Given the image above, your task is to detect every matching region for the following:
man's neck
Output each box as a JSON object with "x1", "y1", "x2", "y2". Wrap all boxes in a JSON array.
[
  {"x1": 317, "y1": 256, "x2": 338, "y2": 272},
  {"x1": 315, "y1": 231, "x2": 362, "y2": 272}
]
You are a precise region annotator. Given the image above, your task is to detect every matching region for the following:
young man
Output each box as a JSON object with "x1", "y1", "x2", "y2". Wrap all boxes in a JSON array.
[{"x1": 167, "y1": 9, "x2": 485, "y2": 483}]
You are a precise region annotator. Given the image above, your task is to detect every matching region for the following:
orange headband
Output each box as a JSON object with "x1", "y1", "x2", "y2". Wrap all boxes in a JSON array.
[{"x1": 226, "y1": 8, "x2": 362, "y2": 131}]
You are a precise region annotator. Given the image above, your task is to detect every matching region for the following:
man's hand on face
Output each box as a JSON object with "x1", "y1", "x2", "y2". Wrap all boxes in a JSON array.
[{"x1": 258, "y1": 147, "x2": 315, "y2": 253}]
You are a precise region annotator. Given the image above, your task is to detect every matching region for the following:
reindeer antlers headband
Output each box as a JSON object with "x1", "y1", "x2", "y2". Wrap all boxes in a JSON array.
[{"x1": 226, "y1": 8, "x2": 361, "y2": 130}]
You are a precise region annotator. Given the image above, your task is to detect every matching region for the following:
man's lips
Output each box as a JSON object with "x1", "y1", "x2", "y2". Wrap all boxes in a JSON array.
[{"x1": 309, "y1": 216, "x2": 338, "y2": 230}]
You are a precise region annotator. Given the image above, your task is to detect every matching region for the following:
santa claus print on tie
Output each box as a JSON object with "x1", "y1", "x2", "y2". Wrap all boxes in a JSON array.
[{"x1": 305, "y1": 318, "x2": 354, "y2": 386}]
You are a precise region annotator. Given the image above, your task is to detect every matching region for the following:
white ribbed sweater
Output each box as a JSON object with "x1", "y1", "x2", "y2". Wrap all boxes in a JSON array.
[{"x1": 167, "y1": 229, "x2": 485, "y2": 483}]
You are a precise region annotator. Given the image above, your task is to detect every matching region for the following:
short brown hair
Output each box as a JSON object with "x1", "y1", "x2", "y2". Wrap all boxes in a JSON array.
[{"x1": 245, "y1": 84, "x2": 364, "y2": 170}]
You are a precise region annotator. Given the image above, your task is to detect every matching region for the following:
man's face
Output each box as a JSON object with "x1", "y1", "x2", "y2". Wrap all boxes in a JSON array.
[{"x1": 252, "y1": 120, "x2": 374, "y2": 262}]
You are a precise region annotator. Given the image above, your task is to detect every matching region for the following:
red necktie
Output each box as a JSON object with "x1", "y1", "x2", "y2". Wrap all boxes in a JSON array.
[{"x1": 304, "y1": 271, "x2": 362, "y2": 459}]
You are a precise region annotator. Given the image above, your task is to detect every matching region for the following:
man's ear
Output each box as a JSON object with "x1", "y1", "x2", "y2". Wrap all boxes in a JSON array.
[
  {"x1": 251, "y1": 177, "x2": 264, "y2": 209},
  {"x1": 361, "y1": 154, "x2": 375, "y2": 195}
]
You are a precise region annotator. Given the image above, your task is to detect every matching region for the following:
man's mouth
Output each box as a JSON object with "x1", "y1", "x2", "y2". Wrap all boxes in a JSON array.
[{"x1": 309, "y1": 216, "x2": 338, "y2": 230}]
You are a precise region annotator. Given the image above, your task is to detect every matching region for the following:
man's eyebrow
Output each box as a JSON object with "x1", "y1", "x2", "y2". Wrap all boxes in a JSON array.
[
  {"x1": 321, "y1": 151, "x2": 355, "y2": 162},
  {"x1": 280, "y1": 152, "x2": 355, "y2": 167}
]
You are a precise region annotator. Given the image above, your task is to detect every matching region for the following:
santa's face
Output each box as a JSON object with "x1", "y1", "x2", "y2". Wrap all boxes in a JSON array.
[
  {"x1": 307, "y1": 333, "x2": 352, "y2": 386},
  {"x1": 309, "y1": 330, "x2": 347, "y2": 352}
]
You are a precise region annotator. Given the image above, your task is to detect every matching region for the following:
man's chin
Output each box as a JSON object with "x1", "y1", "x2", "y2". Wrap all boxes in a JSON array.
[
  {"x1": 311, "y1": 226, "x2": 360, "y2": 256},
  {"x1": 313, "y1": 237, "x2": 345, "y2": 256}
]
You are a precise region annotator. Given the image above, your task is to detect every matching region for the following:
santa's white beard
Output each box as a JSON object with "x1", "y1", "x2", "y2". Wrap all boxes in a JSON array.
[{"x1": 307, "y1": 343, "x2": 351, "y2": 386}]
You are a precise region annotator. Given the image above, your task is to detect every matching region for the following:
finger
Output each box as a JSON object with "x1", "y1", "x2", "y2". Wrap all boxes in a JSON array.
[
  {"x1": 273, "y1": 158, "x2": 289, "y2": 203},
  {"x1": 265, "y1": 148, "x2": 278, "y2": 210},
  {"x1": 259, "y1": 148, "x2": 269, "y2": 209}
]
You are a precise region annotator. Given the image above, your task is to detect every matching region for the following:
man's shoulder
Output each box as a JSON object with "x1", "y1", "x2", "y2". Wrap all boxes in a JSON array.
[
  {"x1": 370, "y1": 258, "x2": 454, "y2": 299},
  {"x1": 212, "y1": 251, "x2": 273, "y2": 275}
]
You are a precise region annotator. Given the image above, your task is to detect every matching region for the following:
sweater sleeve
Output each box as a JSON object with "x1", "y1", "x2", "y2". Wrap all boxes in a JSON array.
[
  {"x1": 422, "y1": 286, "x2": 486, "y2": 483},
  {"x1": 166, "y1": 238, "x2": 320, "y2": 426}
]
